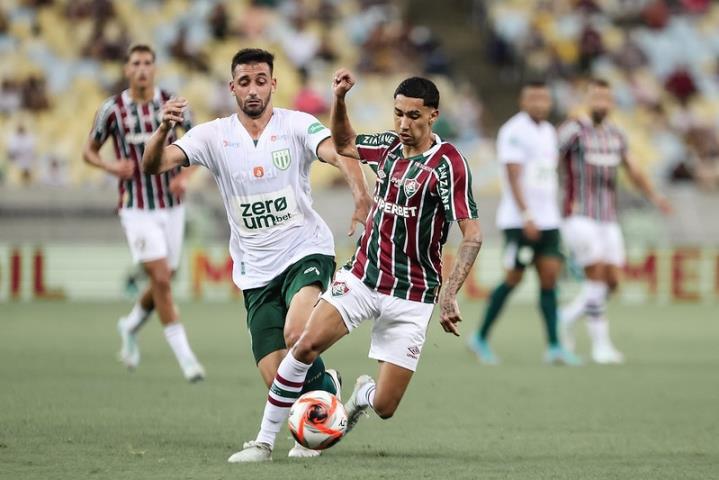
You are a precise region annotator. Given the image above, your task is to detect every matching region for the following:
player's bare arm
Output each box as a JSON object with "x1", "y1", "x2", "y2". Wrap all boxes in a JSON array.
[
  {"x1": 316, "y1": 138, "x2": 372, "y2": 235},
  {"x1": 621, "y1": 154, "x2": 672, "y2": 214},
  {"x1": 506, "y1": 163, "x2": 540, "y2": 240},
  {"x1": 439, "y1": 218, "x2": 483, "y2": 336},
  {"x1": 143, "y1": 97, "x2": 189, "y2": 174},
  {"x1": 82, "y1": 136, "x2": 135, "y2": 180},
  {"x1": 330, "y1": 68, "x2": 360, "y2": 160}
]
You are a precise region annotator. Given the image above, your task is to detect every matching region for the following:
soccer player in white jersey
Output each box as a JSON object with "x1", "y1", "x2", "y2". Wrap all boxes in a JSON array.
[
  {"x1": 469, "y1": 80, "x2": 580, "y2": 366},
  {"x1": 142, "y1": 49, "x2": 370, "y2": 458},
  {"x1": 558, "y1": 78, "x2": 671, "y2": 364},
  {"x1": 82, "y1": 44, "x2": 204, "y2": 382},
  {"x1": 225, "y1": 69, "x2": 482, "y2": 463}
]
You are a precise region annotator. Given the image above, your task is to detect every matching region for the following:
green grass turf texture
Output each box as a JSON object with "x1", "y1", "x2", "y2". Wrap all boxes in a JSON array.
[{"x1": 1, "y1": 301, "x2": 717, "y2": 480}]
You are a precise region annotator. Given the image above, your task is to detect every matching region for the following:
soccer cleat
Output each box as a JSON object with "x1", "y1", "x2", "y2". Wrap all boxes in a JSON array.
[
  {"x1": 592, "y1": 344, "x2": 625, "y2": 365},
  {"x1": 544, "y1": 345, "x2": 583, "y2": 366},
  {"x1": 227, "y1": 440, "x2": 272, "y2": 463},
  {"x1": 288, "y1": 441, "x2": 321, "y2": 458},
  {"x1": 181, "y1": 360, "x2": 206, "y2": 383},
  {"x1": 325, "y1": 368, "x2": 342, "y2": 400},
  {"x1": 344, "y1": 375, "x2": 374, "y2": 434},
  {"x1": 467, "y1": 334, "x2": 500, "y2": 365},
  {"x1": 117, "y1": 317, "x2": 140, "y2": 370}
]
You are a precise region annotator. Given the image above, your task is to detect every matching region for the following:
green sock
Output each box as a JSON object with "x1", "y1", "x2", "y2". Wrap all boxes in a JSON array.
[
  {"x1": 301, "y1": 356, "x2": 337, "y2": 395},
  {"x1": 539, "y1": 288, "x2": 559, "y2": 347},
  {"x1": 478, "y1": 282, "x2": 515, "y2": 340}
]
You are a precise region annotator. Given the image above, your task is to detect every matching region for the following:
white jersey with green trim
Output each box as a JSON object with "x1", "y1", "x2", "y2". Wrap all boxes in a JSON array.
[{"x1": 174, "y1": 108, "x2": 335, "y2": 290}]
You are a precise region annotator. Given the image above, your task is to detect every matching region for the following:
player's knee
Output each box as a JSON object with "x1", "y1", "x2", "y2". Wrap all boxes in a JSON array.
[
  {"x1": 606, "y1": 278, "x2": 619, "y2": 293},
  {"x1": 291, "y1": 335, "x2": 320, "y2": 364},
  {"x1": 150, "y1": 271, "x2": 172, "y2": 291},
  {"x1": 372, "y1": 398, "x2": 398, "y2": 420},
  {"x1": 283, "y1": 329, "x2": 302, "y2": 349},
  {"x1": 505, "y1": 270, "x2": 523, "y2": 286}
]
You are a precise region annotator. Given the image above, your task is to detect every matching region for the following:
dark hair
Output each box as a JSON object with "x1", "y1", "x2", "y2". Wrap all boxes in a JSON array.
[
  {"x1": 523, "y1": 79, "x2": 547, "y2": 89},
  {"x1": 125, "y1": 44, "x2": 156, "y2": 62},
  {"x1": 589, "y1": 77, "x2": 610, "y2": 88},
  {"x1": 394, "y1": 77, "x2": 440, "y2": 109},
  {"x1": 231, "y1": 48, "x2": 275, "y2": 75}
]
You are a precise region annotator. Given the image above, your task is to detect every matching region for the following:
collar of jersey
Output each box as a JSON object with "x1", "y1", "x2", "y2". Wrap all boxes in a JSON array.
[
  {"x1": 122, "y1": 87, "x2": 161, "y2": 105},
  {"x1": 393, "y1": 133, "x2": 443, "y2": 161}
]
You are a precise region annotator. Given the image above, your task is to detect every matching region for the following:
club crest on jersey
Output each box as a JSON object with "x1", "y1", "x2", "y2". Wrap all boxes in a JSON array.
[
  {"x1": 272, "y1": 149, "x2": 292, "y2": 170},
  {"x1": 331, "y1": 281, "x2": 349, "y2": 297},
  {"x1": 403, "y1": 178, "x2": 419, "y2": 197}
]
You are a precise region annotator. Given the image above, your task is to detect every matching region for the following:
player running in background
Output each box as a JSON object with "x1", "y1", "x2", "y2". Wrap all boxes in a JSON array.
[
  {"x1": 82, "y1": 44, "x2": 204, "y2": 382},
  {"x1": 558, "y1": 78, "x2": 671, "y2": 364},
  {"x1": 469, "y1": 80, "x2": 580, "y2": 366},
  {"x1": 142, "y1": 49, "x2": 371, "y2": 458},
  {"x1": 227, "y1": 70, "x2": 482, "y2": 462}
]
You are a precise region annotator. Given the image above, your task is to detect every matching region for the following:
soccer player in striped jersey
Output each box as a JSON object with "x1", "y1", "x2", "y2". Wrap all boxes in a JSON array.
[
  {"x1": 227, "y1": 70, "x2": 482, "y2": 462},
  {"x1": 82, "y1": 44, "x2": 204, "y2": 382},
  {"x1": 468, "y1": 80, "x2": 580, "y2": 366},
  {"x1": 142, "y1": 49, "x2": 370, "y2": 459},
  {"x1": 558, "y1": 78, "x2": 671, "y2": 364}
]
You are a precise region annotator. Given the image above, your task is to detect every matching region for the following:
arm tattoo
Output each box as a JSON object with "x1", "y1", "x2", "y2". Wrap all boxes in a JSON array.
[{"x1": 444, "y1": 238, "x2": 482, "y2": 298}]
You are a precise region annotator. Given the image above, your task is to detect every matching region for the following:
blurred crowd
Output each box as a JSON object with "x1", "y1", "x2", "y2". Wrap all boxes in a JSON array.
[
  {"x1": 0, "y1": 0, "x2": 483, "y2": 189},
  {"x1": 487, "y1": 0, "x2": 719, "y2": 190}
]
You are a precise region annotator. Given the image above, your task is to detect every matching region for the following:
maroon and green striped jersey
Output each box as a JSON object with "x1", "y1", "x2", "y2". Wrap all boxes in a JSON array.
[
  {"x1": 348, "y1": 131, "x2": 478, "y2": 304},
  {"x1": 90, "y1": 88, "x2": 192, "y2": 210},
  {"x1": 558, "y1": 118, "x2": 627, "y2": 222}
]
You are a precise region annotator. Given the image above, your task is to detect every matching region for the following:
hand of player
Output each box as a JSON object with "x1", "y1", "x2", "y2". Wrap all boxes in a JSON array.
[
  {"x1": 348, "y1": 194, "x2": 372, "y2": 236},
  {"x1": 169, "y1": 174, "x2": 188, "y2": 198},
  {"x1": 523, "y1": 220, "x2": 540, "y2": 241},
  {"x1": 332, "y1": 68, "x2": 356, "y2": 98},
  {"x1": 161, "y1": 97, "x2": 188, "y2": 130},
  {"x1": 108, "y1": 159, "x2": 135, "y2": 180},
  {"x1": 438, "y1": 292, "x2": 462, "y2": 337}
]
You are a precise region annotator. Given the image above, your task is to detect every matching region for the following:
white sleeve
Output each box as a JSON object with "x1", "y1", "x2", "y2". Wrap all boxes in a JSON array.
[
  {"x1": 496, "y1": 123, "x2": 525, "y2": 165},
  {"x1": 173, "y1": 121, "x2": 216, "y2": 171},
  {"x1": 294, "y1": 112, "x2": 331, "y2": 160}
]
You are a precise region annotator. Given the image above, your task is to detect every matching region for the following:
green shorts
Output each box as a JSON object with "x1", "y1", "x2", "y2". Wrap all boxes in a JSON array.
[
  {"x1": 242, "y1": 254, "x2": 335, "y2": 364},
  {"x1": 502, "y1": 228, "x2": 562, "y2": 270}
]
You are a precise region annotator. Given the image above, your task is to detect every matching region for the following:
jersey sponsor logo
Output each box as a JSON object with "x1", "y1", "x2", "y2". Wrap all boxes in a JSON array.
[
  {"x1": 585, "y1": 151, "x2": 621, "y2": 167},
  {"x1": 272, "y1": 148, "x2": 292, "y2": 170},
  {"x1": 234, "y1": 165, "x2": 279, "y2": 182},
  {"x1": 331, "y1": 281, "x2": 349, "y2": 296},
  {"x1": 436, "y1": 162, "x2": 451, "y2": 208},
  {"x1": 304, "y1": 266, "x2": 320, "y2": 276},
  {"x1": 234, "y1": 187, "x2": 302, "y2": 233},
  {"x1": 307, "y1": 122, "x2": 327, "y2": 134},
  {"x1": 253, "y1": 166, "x2": 264, "y2": 178},
  {"x1": 361, "y1": 132, "x2": 396, "y2": 146},
  {"x1": 223, "y1": 139, "x2": 242, "y2": 148},
  {"x1": 374, "y1": 195, "x2": 418, "y2": 218},
  {"x1": 403, "y1": 178, "x2": 419, "y2": 198},
  {"x1": 125, "y1": 132, "x2": 153, "y2": 145}
]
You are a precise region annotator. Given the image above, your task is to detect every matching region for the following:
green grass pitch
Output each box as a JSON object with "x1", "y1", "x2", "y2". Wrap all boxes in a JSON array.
[{"x1": 1, "y1": 301, "x2": 717, "y2": 479}]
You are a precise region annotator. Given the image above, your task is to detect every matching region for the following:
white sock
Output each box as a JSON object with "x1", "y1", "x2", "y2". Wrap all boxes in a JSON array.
[
  {"x1": 356, "y1": 381, "x2": 376, "y2": 409},
  {"x1": 163, "y1": 322, "x2": 198, "y2": 366},
  {"x1": 122, "y1": 302, "x2": 152, "y2": 333},
  {"x1": 560, "y1": 283, "x2": 590, "y2": 327},
  {"x1": 256, "y1": 352, "x2": 312, "y2": 448},
  {"x1": 584, "y1": 280, "x2": 611, "y2": 349}
]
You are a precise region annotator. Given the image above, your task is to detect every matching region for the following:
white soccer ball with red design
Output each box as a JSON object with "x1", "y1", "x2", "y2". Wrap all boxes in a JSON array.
[{"x1": 288, "y1": 390, "x2": 347, "y2": 450}]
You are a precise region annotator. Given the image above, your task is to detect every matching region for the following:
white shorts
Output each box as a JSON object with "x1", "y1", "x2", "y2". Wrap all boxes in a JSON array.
[
  {"x1": 320, "y1": 269, "x2": 435, "y2": 372},
  {"x1": 119, "y1": 206, "x2": 185, "y2": 270},
  {"x1": 561, "y1": 215, "x2": 625, "y2": 267}
]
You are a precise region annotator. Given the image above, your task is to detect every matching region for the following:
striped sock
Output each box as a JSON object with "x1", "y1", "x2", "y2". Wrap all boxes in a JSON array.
[
  {"x1": 356, "y1": 381, "x2": 376, "y2": 409},
  {"x1": 256, "y1": 352, "x2": 311, "y2": 448}
]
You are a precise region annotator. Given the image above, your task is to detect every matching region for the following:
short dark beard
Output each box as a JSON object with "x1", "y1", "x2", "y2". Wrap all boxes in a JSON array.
[
  {"x1": 241, "y1": 101, "x2": 267, "y2": 119},
  {"x1": 591, "y1": 110, "x2": 606, "y2": 125}
]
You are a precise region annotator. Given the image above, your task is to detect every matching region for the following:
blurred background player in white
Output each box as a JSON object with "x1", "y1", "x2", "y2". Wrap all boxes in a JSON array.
[
  {"x1": 142, "y1": 49, "x2": 370, "y2": 458},
  {"x1": 469, "y1": 80, "x2": 580, "y2": 366},
  {"x1": 225, "y1": 71, "x2": 482, "y2": 463},
  {"x1": 82, "y1": 44, "x2": 204, "y2": 382},
  {"x1": 558, "y1": 78, "x2": 671, "y2": 364}
]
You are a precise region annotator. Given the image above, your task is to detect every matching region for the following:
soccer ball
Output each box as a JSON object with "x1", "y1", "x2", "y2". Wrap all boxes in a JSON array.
[{"x1": 288, "y1": 390, "x2": 347, "y2": 450}]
